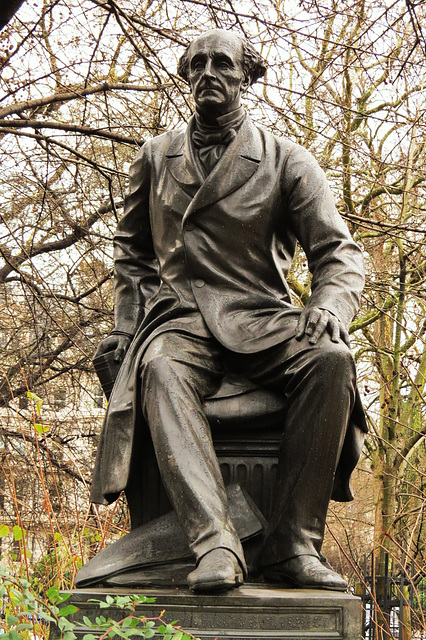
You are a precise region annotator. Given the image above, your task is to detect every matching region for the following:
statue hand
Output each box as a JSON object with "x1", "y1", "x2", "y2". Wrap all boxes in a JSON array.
[
  {"x1": 95, "y1": 333, "x2": 132, "y2": 363},
  {"x1": 295, "y1": 307, "x2": 350, "y2": 346}
]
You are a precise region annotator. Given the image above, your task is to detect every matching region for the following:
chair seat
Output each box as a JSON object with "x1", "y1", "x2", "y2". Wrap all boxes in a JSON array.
[{"x1": 204, "y1": 372, "x2": 286, "y2": 437}]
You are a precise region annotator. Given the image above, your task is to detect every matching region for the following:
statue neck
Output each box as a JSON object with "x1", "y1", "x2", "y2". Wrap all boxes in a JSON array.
[{"x1": 194, "y1": 106, "x2": 246, "y2": 133}]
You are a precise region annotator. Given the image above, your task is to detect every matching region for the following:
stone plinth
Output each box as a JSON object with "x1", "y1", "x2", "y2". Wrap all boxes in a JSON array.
[{"x1": 59, "y1": 585, "x2": 362, "y2": 640}]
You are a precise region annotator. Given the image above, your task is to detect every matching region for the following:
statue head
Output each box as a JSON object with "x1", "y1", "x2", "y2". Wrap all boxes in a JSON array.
[{"x1": 177, "y1": 30, "x2": 266, "y2": 116}]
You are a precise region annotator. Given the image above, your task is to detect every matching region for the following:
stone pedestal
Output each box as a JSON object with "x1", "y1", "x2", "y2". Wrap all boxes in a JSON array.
[{"x1": 61, "y1": 585, "x2": 362, "y2": 640}]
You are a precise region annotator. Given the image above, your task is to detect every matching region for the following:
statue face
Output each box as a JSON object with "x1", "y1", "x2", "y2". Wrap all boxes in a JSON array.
[{"x1": 187, "y1": 31, "x2": 248, "y2": 116}]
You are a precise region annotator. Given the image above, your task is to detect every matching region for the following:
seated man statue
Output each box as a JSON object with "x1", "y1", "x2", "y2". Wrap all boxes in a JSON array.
[{"x1": 90, "y1": 29, "x2": 366, "y2": 593}]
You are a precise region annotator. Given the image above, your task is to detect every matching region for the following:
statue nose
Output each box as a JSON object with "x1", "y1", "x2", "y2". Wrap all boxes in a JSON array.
[{"x1": 202, "y1": 60, "x2": 216, "y2": 78}]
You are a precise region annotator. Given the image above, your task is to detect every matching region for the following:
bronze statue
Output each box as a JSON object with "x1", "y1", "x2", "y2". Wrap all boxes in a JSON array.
[{"x1": 88, "y1": 29, "x2": 366, "y2": 593}]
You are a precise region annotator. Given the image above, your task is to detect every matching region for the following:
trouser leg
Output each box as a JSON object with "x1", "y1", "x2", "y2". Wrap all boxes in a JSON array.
[
  {"x1": 233, "y1": 329, "x2": 356, "y2": 566},
  {"x1": 140, "y1": 332, "x2": 246, "y2": 573}
]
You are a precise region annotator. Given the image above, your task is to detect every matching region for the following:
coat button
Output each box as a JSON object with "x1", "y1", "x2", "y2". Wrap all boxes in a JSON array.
[
  {"x1": 185, "y1": 222, "x2": 194, "y2": 231},
  {"x1": 194, "y1": 279, "x2": 205, "y2": 288}
]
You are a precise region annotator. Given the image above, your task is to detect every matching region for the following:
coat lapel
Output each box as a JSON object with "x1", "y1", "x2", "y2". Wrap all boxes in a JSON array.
[
  {"x1": 166, "y1": 116, "x2": 263, "y2": 222},
  {"x1": 165, "y1": 117, "x2": 203, "y2": 197}
]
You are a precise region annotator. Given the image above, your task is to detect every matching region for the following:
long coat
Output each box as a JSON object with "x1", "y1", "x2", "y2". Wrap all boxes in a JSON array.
[{"x1": 90, "y1": 115, "x2": 367, "y2": 506}]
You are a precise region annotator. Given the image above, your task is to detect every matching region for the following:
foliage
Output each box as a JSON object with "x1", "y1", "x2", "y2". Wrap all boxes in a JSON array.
[{"x1": 0, "y1": 565, "x2": 201, "y2": 640}]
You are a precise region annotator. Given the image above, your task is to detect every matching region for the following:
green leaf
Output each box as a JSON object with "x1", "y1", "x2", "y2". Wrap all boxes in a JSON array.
[
  {"x1": 172, "y1": 632, "x2": 183, "y2": 640},
  {"x1": 58, "y1": 604, "x2": 79, "y2": 617},
  {"x1": 47, "y1": 586, "x2": 61, "y2": 603},
  {"x1": 12, "y1": 525, "x2": 24, "y2": 541},
  {"x1": 6, "y1": 615, "x2": 19, "y2": 625},
  {"x1": 36, "y1": 610, "x2": 56, "y2": 623},
  {"x1": 82, "y1": 616, "x2": 93, "y2": 627},
  {"x1": 0, "y1": 524, "x2": 10, "y2": 537},
  {"x1": 8, "y1": 631, "x2": 21, "y2": 640},
  {"x1": 145, "y1": 630, "x2": 155, "y2": 639},
  {"x1": 63, "y1": 631, "x2": 77, "y2": 640},
  {"x1": 27, "y1": 391, "x2": 43, "y2": 415},
  {"x1": 59, "y1": 592, "x2": 72, "y2": 603},
  {"x1": 105, "y1": 595, "x2": 114, "y2": 605},
  {"x1": 58, "y1": 618, "x2": 76, "y2": 634},
  {"x1": 34, "y1": 423, "x2": 50, "y2": 434},
  {"x1": 15, "y1": 624, "x2": 33, "y2": 631},
  {"x1": 9, "y1": 587, "x2": 24, "y2": 605},
  {"x1": 82, "y1": 635, "x2": 98, "y2": 640},
  {"x1": 115, "y1": 596, "x2": 133, "y2": 609},
  {"x1": 157, "y1": 626, "x2": 166, "y2": 634}
]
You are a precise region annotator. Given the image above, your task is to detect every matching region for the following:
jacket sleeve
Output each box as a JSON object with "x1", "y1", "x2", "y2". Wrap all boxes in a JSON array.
[
  {"x1": 282, "y1": 145, "x2": 364, "y2": 328},
  {"x1": 113, "y1": 141, "x2": 160, "y2": 336}
]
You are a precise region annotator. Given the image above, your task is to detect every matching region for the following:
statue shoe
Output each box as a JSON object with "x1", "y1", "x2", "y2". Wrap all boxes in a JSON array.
[
  {"x1": 188, "y1": 548, "x2": 244, "y2": 593},
  {"x1": 262, "y1": 555, "x2": 347, "y2": 591}
]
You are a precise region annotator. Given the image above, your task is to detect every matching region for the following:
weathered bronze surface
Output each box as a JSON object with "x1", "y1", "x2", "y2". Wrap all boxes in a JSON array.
[{"x1": 81, "y1": 29, "x2": 367, "y2": 593}]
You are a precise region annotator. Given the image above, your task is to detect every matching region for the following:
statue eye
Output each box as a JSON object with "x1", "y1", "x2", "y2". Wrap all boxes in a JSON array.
[{"x1": 191, "y1": 60, "x2": 205, "y2": 72}]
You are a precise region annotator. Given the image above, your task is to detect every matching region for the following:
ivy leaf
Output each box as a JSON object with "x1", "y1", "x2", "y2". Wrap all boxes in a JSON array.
[{"x1": 0, "y1": 524, "x2": 9, "y2": 537}]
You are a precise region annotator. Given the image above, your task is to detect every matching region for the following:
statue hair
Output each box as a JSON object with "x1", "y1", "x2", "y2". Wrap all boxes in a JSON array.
[{"x1": 177, "y1": 34, "x2": 267, "y2": 86}]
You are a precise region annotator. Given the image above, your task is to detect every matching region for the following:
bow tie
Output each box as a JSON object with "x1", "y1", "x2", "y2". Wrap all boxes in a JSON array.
[{"x1": 192, "y1": 128, "x2": 237, "y2": 149}]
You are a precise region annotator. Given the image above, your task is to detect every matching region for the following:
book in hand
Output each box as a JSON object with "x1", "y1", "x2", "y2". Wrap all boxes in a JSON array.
[{"x1": 93, "y1": 349, "x2": 123, "y2": 400}]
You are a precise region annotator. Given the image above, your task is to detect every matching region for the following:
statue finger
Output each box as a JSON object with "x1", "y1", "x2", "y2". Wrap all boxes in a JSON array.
[
  {"x1": 305, "y1": 309, "x2": 321, "y2": 335},
  {"x1": 295, "y1": 310, "x2": 309, "y2": 340},
  {"x1": 339, "y1": 326, "x2": 351, "y2": 347},
  {"x1": 114, "y1": 346, "x2": 125, "y2": 363},
  {"x1": 308, "y1": 314, "x2": 328, "y2": 344},
  {"x1": 95, "y1": 338, "x2": 115, "y2": 357},
  {"x1": 330, "y1": 317, "x2": 340, "y2": 342}
]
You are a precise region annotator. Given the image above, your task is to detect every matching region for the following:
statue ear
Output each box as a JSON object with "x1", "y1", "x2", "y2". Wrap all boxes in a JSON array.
[{"x1": 241, "y1": 74, "x2": 250, "y2": 91}]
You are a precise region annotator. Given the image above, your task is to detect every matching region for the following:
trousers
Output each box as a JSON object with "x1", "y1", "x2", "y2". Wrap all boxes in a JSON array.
[{"x1": 139, "y1": 322, "x2": 356, "y2": 572}]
